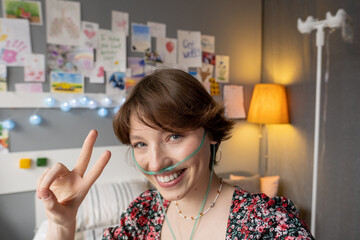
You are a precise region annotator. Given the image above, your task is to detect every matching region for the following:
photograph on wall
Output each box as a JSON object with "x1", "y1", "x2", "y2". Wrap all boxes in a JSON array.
[
  {"x1": 203, "y1": 52, "x2": 216, "y2": 65},
  {"x1": 2, "y1": 0, "x2": 43, "y2": 25},
  {"x1": 81, "y1": 21, "x2": 99, "y2": 49},
  {"x1": 147, "y1": 21, "x2": 166, "y2": 38},
  {"x1": 215, "y1": 55, "x2": 230, "y2": 83},
  {"x1": 106, "y1": 71, "x2": 126, "y2": 94},
  {"x1": 223, "y1": 84, "x2": 246, "y2": 119},
  {"x1": 15, "y1": 83, "x2": 43, "y2": 93},
  {"x1": 127, "y1": 57, "x2": 145, "y2": 78},
  {"x1": 131, "y1": 23, "x2": 151, "y2": 53},
  {"x1": 97, "y1": 29, "x2": 126, "y2": 72},
  {"x1": 177, "y1": 30, "x2": 202, "y2": 68},
  {"x1": 112, "y1": 11, "x2": 129, "y2": 36},
  {"x1": 0, "y1": 18, "x2": 32, "y2": 66},
  {"x1": 145, "y1": 51, "x2": 163, "y2": 66},
  {"x1": 47, "y1": 44, "x2": 94, "y2": 76},
  {"x1": 24, "y1": 54, "x2": 45, "y2": 82},
  {"x1": 89, "y1": 61, "x2": 105, "y2": 84},
  {"x1": 46, "y1": 0, "x2": 81, "y2": 46},
  {"x1": 0, "y1": 123, "x2": 9, "y2": 154},
  {"x1": 201, "y1": 35, "x2": 215, "y2": 53},
  {"x1": 50, "y1": 71, "x2": 84, "y2": 93},
  {"x1": 0, "y1": 65, "x2": 7, "y2": 92},
  {"x1": 156, "y1": 37, "x2": 177, "y2": 65}
]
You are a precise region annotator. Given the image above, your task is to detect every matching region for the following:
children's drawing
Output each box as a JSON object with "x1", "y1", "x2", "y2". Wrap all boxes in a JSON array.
[
  {"x1": 106, "y1": 71, "x2": 126, "y2": 94},
  {"x1": 203, "y1": 52, "x2": 216, "y2": 65},
  {"x1": 89, "y1": 61, "x2": 105, "y2": 84},
  {"x1": 47, "y1": 44, "x2": 94, "y2": 76},
  {"x1": 97, "y1": 29, "x2": 126, "y2": 72},
  {"x1": 24, "y1": 54, "x2": 45, "y2": 82},
  {"x1": 46, "y1": 0, "x2": 81, "y2": 46},
  {"x1": 145, "y1": 51, "x2": 163, "y2": 66},
  {"x1": 215, "y1": 55, "x2": 230, "y2": 83},
  {"x1": 131, "y1": 23, "x2": 151, "y2": 53},
  {"x1": 224, "y1": 85, "x2": 246, "y2": 119},
  {"x1": 0, "y1": 18, "x2": 32, "y2": 66},
  {"x1": 15, "y1": 83, "x2": 43, "y2": 93},
  {"x1": 177, "y1": 30, "x2": 202, "y2": 68},
  {"x1": 3, "y1": 0, "x2": 43, "y2": 25},
  {"x1": 201, "y1": 35, "x2": 215, "y2": 53},
  {"x1": 127, "y1": 57, "x2": 145, "y2": 78},
  {"x1": 156, "y1": 37, "x2": 177, "y2": 65},
  {"x1": 81, "y1": 21, "x2": 99, "y2": 49},
  {"x1": 125, "y1": 76, "x2": 141, "y2": 93},
  {"x1": 0, "y1": 123, "x2": 9, "y2": 154},
  {"x1": 197, "y1": 63, "x2": 214, "y2": 84},
  {"x1": 0, "y1": 65, "x2": 7, "y2": 92},
  {"x1": 147, "y1": 21, "x2": 166, "y2": 38},
  {"x1": 50, "y1": 71, "x2": 84, "y2": 93},
  {"x1": 112, "y1": 11, "x2": 129, "y2": 36},
  {"x1": 209, "y1": 78, "x2": 220, "y2": 96}
]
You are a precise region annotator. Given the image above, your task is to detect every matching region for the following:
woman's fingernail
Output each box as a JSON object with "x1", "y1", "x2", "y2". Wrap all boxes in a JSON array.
[{"x1": 41, "y1": 190, "x2": 50, "y2": 200}]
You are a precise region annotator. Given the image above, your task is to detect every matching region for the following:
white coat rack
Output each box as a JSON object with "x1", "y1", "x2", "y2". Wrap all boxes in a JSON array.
[{"x1": 297, "y1": 9, "x2": 350, "y2": 237}]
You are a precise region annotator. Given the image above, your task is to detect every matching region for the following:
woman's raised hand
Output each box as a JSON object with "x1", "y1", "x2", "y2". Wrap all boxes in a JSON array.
[{"x1": 36, "y1": 130, "x2": 111, "y2": 228}]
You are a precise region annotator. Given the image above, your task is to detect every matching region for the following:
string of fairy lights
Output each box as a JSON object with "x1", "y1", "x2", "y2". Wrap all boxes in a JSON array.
[{"x1": 0, "y1": 95, "x2": 126, "y2": 130}]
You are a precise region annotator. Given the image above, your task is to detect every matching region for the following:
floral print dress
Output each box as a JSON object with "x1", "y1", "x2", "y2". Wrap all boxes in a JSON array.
[{"x1": 103, "y1": 186, "x2": 314, "y2": 239}]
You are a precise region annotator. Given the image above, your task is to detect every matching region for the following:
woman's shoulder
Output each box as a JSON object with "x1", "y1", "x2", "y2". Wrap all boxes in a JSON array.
[{"x1": 227, "y1": 186, "x2": 314, "y2": 239}]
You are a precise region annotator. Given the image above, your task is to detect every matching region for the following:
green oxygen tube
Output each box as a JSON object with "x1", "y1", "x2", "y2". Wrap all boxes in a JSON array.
[
  {"x1": 132, "y1": 130, "x2": 207, "y2": 175},
  {"x1": 157, "y1": 144, "x2": 216, "y2": 240}
]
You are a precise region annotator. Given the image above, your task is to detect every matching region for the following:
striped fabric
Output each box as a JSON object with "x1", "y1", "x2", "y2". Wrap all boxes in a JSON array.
[{"x1": 33, "y1": 180, "x2": 149, "y2": 240}]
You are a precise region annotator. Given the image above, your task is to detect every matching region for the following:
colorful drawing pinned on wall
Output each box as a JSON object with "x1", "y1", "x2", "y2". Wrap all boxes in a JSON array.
[
  {"x1": 97, "y1": 29, "x2": 126, "y2": 72},
  {"x1": 2, "y1": 0, "x2": 42, "y2": 25},
  {"x1": 81, "y1": 21, "x2": 99, "y2": 49},
  {"x1": 111, "y1": 11, "x2": 129, "y2": 36},
  {"x1": 24, "y1": 54, "x2": 45, "y2": 82},
  {"x1": 0, "y1": 65, "x2": 7, "y2": 92},
  {"x1": 209, "y1": 77, "x2": 220, "y2": 96},
  {"x1": 47, "y1": 44, "x2": 94, "y2": 76},
  {"x1": 125, "y1": 76, "x2": 141, "y2": 93},
  {"x1": 147, "y1": 21, "x2": 166, "y2": 38},
  {"x1": 145, "y1": 51, "x2": 163, "y2": 66},
  {"x1": 131, "y1": 23, "x2": 151, "y2": 53},
  {"x1": 127, "y1": 57, "x2": 145, "y2": 78},
  {"x1": 215, "y1": 55, "x2": 230, "y2": 83},
  {"x1": 46, "y1": 0, "x2": 81, "y2": 46},
  {"x1": 0, "y1": 123, "x2": 9, "y2": 154},
  {"x1": 223, "y1": 85, "x2": 246, "y2": 119},
  {"x1": 201, "y1": 35, "x2": 215, "y2": 54},
  {"x1": 89, "y1": 61, "x2": 105, "y2": 84},
  {"x1": 50, "y1": 71, "x2": 84, "y2": 93},
  {"x1": 15, "y1": 83, "x2": 43, "y2": 93},
  {"x1": 202, "y1": 52, "x2": 216, "y2": 65},
  {"x1": 106, "y1": 71, "x2": 126, "y2": 94},
  {"x1": 177, "y1": 30, "x2": 202, "y2": 68},
  {"x1": 0, "y1": 18, "x2": 32, "y2": 66},
  {"x1": 156, "y1": 37, "x2": 177, "y2": 65}
]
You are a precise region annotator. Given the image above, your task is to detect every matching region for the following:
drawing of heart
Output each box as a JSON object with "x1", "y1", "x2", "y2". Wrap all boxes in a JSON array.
[
  {"x1": 84, "y1": 30, "x2": 96, "y2": 39},
  {"x1": 166, "y1": 41, "x2": 174, "y2": 53}
]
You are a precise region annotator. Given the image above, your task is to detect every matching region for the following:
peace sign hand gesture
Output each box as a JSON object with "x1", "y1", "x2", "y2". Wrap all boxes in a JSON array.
[{"x1": 36, "y1": 130, "x2": 111, "y2": 239}]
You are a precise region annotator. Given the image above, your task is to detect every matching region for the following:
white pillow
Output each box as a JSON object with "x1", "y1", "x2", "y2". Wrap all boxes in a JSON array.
[
  {"x1": 225, "y1": 174, "x2": 261, "y2": 193},
  {"x1": 260, "y1": 175, "x2": 280, "y2": 198}
]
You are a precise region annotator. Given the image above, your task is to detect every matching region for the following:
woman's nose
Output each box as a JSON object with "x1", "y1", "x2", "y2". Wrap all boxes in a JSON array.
[{"x1": 148, "y1": 145, "x2": 171, "y2": 172}]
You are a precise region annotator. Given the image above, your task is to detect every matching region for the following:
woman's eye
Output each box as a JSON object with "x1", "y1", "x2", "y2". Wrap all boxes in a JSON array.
[
  {"x1": 133, "y1": 142, "x2": 146, "y2": 148},
  {"x1": 169, "y1": 134, "x2": 182, "y2": 141}
]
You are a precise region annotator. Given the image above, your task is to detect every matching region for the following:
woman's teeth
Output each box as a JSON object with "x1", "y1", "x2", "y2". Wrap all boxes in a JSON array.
[{"x1": 157, "y1": 170, "x2": 182, "y2": 183}]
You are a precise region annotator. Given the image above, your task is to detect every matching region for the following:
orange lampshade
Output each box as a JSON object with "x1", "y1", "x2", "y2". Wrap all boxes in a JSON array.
[{"x1": 247, "y1": 84, "x2": 289, "y2": 124}]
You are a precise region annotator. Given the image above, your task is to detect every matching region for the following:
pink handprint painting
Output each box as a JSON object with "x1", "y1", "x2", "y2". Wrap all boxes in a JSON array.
[{"x1": 0, "y1": 19, "x2": 32, "y2": 66}]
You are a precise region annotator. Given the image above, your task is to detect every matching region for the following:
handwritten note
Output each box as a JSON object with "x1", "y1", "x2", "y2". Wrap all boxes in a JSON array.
[
  {"x1": 81, "y1": 21, "x2": 99, "y2": 48},
  {"x1": 97, "y1": 29, "x2": 126, "y2": 71},
  {"x1": 177, "y1": 30, "x2": 202, "y2": 68}
]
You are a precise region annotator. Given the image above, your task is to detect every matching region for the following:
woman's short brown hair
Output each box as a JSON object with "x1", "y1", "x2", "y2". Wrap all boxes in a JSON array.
[{"x1": 113, "y1": 68, "x2": 234, "y2": 155}]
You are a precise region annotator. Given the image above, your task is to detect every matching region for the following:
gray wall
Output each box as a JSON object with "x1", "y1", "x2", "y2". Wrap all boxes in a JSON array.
[
  {"x1": 263, "y1": 0, "x2": 360, "y2": 239},
  {"x1": 0, "y1": 0, "x2": 262, "y2": 239}
]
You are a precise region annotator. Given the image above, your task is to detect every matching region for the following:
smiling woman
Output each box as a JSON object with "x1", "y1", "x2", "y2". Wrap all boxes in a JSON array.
[{"x1": 37, "y1": 68, "x2": 314, "y2": 240}]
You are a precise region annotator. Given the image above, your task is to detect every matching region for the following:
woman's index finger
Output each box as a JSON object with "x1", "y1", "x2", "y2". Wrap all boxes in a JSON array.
[{"x1": 73, "y1": 129, "x2": 98, "y2": 177}]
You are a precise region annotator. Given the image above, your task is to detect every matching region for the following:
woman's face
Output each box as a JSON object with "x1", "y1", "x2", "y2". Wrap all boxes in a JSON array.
[{"x1": 129, "y1": 115, "x2": 216, "y2": 201}]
